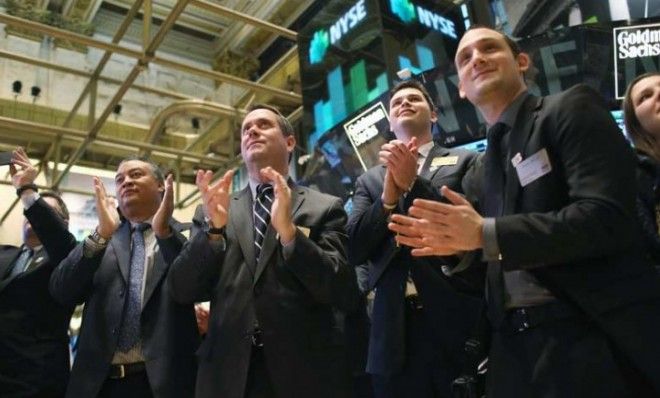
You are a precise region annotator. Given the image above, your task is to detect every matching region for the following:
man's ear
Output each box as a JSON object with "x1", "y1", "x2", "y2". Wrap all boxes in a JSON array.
[
  {"x1": 286, "y1": 135, "x2": 296, "y2": 152},
  {"x1": 517, "y1": 52, "x2": 530, "y2": 74},
  {"x1": 430, "y1": 109, "x2": 438, "y2": 124}
]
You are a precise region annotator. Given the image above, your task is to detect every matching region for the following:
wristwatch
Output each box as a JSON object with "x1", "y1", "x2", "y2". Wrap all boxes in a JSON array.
[
  {"x1": 204, "y1": 223, "x2": 225, "y2": 236},
  {"x1": 90, "y1": 229, "x2": 110, "y2": 245}
]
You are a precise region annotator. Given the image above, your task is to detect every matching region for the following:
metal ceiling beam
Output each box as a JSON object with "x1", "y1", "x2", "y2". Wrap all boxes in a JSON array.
[
  {"x1": 151, "y1": 56, "x2": 301, "y2": 102},
  {"x1": 143, "y1": 99, "x2": 247, "y2": 148},
  {"x1": 0, "y1": 13, "x2": 145, "y2": 59},
  {"x1": 0, "y1": 13, "x2": 301, "y2": 102},
  {"x1": 51, "y1": 0, "x2": 192, "y2": 189},
  {"x1": 190, "y1": 0, "x2": 297, "y2": 40},
  {"x1": 0, "y1": 49, "x2": 192, "y2": 100},
  {"x1": 0, "y1": 116, "x2": 226, "y2": 165}
]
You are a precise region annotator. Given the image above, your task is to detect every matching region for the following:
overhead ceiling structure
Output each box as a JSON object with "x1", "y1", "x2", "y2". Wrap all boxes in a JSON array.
[{"x1": 0, "y1": 0, "x2": 314, "y2": 213}]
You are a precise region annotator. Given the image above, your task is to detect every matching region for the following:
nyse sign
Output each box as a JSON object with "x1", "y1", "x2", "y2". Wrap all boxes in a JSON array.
[{"x1": 614, "y1": 23, "x2": 660, "y2": 99}]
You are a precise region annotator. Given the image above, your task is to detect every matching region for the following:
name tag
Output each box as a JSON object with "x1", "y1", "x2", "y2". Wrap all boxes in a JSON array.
[
  {"x1": 431, "y1": 156, "x2": 458, "y2": 168},
  {"x1": 515, "y1": 148, "x2": 552, "y2": 187}
]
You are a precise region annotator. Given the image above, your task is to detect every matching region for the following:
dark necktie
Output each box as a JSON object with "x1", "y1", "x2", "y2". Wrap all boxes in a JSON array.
[
  {"x1": 483, "y1": 122, "x2": 508, "y2": 324},
  {"x1": 117, "y1": 223, "x2": 150, "y2": 352},
  {"x1": 254, "y1": 184, "x2": 274, "y2": 262}
]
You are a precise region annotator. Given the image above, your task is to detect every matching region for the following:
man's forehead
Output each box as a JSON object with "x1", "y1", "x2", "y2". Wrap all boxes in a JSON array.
[
  {"x1": 116, "y1": 160, "x2": 149, "y2": 175},
  {"x1": 391, "y1": 87, "x2": 423, "y2": 101},
  {"x1": 457, "y1": 28, "x2": 504, "y2": 52},
  {"x1": 243, "y1": 108, "x2": 278, "y2": 125}
]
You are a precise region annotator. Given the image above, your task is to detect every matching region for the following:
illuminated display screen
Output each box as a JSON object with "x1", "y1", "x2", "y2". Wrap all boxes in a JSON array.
[{"x1": 298, "y1": 0, "x2": 468, "y2": 153}]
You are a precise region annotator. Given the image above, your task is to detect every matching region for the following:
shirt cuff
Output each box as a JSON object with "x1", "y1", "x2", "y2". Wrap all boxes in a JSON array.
[
  {"x1": 83, "y1": 237, "x2": 107, "y2": 258},
  {"x1": 21, "y1": 192, "x2": 40, "y2": 210},
  {"x1": 482, "y1": 217, "x2": 501, "y2": 262}
]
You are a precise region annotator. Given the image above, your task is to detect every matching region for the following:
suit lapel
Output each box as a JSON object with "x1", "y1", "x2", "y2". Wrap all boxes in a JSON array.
[
  {"x1": 0, "y1": 247, "x2": 22, "y2": 291},
  {"x1": 503, "y1": 95, "x2": 542, "y2": 215},
  {"x1": 253, "y1": 184, "x2": 305, "y2": 285},
  {"x1": 421, "y1": 144, "x2": 450, "y2": 180},
  {"x1": 0, "y1": 247, "x2": 21, "y2": 280},
  {"x1": 231, "y1": 187, "x2": 257, "y2": 276},
  {"x1": 142, "y1": 220, "x2": 180, "y2": 307},
  {"x1": 112, "y1": 222, "x2": 132, "y2": 283}
]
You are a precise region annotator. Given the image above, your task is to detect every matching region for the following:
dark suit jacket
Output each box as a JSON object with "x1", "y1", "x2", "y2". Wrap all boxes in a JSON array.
[
  {"x1": 49, "y1": 220, "x2": 199, "y2": 398},
  {"x1": 466, "y1": 84, "x2": 660, "y2": 392},
  {"x1": 168, "y1": 184, "x2": 360, "y2": 398},
  {"x1": 634, "y1": 150, "x2": 660, "y2": 266},
  {"x1": 0, "y1": 198, "x2": 77, "y2": 397},
  {"x1": 346, "y1": 144, "x2": 484, "y2": 376}
]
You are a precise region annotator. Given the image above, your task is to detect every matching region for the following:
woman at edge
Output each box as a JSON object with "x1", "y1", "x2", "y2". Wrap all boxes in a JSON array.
[{"x1": 623, "y1": 71, "x2": 660, "y2": 269}]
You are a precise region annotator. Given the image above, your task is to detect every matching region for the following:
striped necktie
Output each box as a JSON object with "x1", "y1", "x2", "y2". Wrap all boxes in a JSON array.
[{"x1": 254, "y1": 184, "x2": 274, "y2": 262}]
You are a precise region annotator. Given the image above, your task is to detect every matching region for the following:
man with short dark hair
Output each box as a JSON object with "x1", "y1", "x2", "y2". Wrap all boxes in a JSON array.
[
  {"x1": 168, "y1": 104, "x2": 359, "y2": 398},
  {"x1": 389, "y1": 26, "x2": 660, "y2": 397},
  {"x1": 347, "y1": 80, "x2": 482, "y2": 397},
  {"x1": 50, "y1": 157, "x2": 199, "y2": 398},
  {"x1": 0, "y1": 147, "x2": 77, "y2": 398}
]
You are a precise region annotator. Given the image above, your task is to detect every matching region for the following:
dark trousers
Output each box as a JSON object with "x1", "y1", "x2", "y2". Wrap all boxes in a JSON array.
[
  {"x1": 487, "y1": 305, "x2": 649, "y2": 398},
  {"x1": 244, "y1": 346, "x2": 275, "y2": 398},
  {"x1": 98, "y1": 370, "x2": 153, "y2": 398},
  {"x1": 371, "y1": 302, "x2": 457, "y2": 398}
]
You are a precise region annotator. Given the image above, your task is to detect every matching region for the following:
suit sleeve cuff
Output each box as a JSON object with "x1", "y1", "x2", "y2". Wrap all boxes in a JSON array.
[
  {"x1": 281, "y1": 235, "x2": 296, "y2": 260},
  {"x1": 482, "y1": 217, "x2": 501, "y2": 262}
]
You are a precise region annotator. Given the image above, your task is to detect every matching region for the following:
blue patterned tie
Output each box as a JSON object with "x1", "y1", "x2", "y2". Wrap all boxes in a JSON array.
[
  {"x1": 117, "y1": 223, "x2": 149, "y2": 352},
  {"x1": 254, "y1": 184, "x2": 273, "y2": 262}
]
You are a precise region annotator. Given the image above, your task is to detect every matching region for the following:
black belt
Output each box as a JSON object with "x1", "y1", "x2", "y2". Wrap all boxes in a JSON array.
[
  {"x1": 503, "y1": 301, "x2": 581, "y2": 333},
  {"x1": 108, "y1": 362, "x2": 146, "y2": 379}
]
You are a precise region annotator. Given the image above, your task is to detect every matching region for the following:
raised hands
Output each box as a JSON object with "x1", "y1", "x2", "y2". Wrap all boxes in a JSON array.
[
  {"x1": 260, "y1": 166, "x2": 296, "y2": 245},
  {"x1": 10, "y1": 147, "x2": 38, "y2": 190},
  {"x1": 196, "y1": 169, "x2": 234, "y2": 229},
  {"x1": 388, "y1": 185, "x2": 484, "y2": 256},
  {"x1": 379, "y1": 137, "x2": 419, "y2": 193},
  {"x1": 152, "y1": 174, "x2": 174, "y2": 238},
  {"x1": 94, "y1": 177, "x2": 121, "y2": 239}
]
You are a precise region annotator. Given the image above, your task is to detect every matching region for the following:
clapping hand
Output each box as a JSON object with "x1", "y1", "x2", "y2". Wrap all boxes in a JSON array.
[
  {"x1": 152, "y1": 174, "x2": 174, "y2": 238},
  {"x1": 260, "y1": 166, "x2": 296, "y2": 245},
  {"x1": 94, "y1": 177, "x2": 121, "y2": 239},
  {"x1": 196, "y1": 169, "x2": 234, "y2": 229}
]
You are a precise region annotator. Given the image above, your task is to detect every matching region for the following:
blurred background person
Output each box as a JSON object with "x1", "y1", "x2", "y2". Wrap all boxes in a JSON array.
[
  {"x1": 623, "y1": 71, "x2": 660, "y2": 269},
  {"x1": 0, "y1": 147, "x2": 77, "y2": 397}
]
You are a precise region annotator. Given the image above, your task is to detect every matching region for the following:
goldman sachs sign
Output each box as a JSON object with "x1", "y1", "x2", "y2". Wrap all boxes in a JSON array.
[{"x1": 613, "y1": 22, "x2": 660, "y2": 99}]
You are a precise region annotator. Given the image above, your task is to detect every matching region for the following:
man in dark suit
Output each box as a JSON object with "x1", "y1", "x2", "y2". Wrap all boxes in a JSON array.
[
  {"x1": 167, "y1": 104, "x2": 359, "y2": 398},
  {"x1": 50, "y1": 158, "x2": 199, "y2": 398},
  {"x1": 0, "y1": 147, "x2": 77, "y2": 397},
  {"x1": 389, "y1": 26, "x2": 660, "y2": 397},
  {"x1": 347, "y1": 80, "x2": 482, "y2": 398}
]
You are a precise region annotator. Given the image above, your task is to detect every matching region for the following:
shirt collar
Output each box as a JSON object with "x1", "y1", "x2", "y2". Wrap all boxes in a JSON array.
[
  {"x1": 417, "y1": 140, "x2": 435, "y2": 160},
  {"x1": 248, "y1": 175, "x2": 290, "y2": 200},
  {"x1": 494, "y1": 91, "x2": 529, "y2": 130}
]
